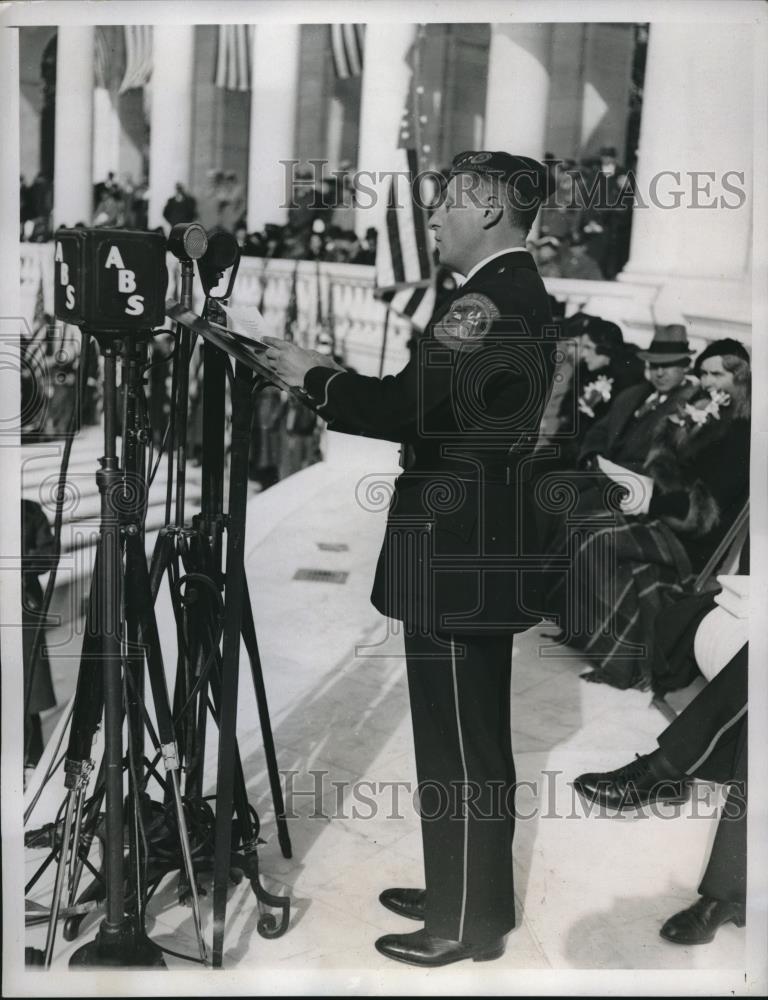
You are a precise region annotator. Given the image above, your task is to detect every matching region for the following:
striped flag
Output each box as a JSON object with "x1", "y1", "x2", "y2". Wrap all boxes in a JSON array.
[
  {"x1": 330, "y1": 24, "x2": 364, "y2": 80},
  {"x1": 375, "y1": 146, "x2": 436, "y2": 331},
  {"x1": 118, "y1": 25, "x2": 153, "y2": 93},
  {"x1": 215, "y1": 25, "x2": 252, "y2": 91}
]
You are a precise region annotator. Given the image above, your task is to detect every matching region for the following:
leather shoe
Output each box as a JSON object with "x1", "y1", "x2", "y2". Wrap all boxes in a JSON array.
[
  {"x1": 379, "y1": 887, "x2": 425, "y2": 921},
  {"x1": 573, "y1": 751, "x2": 690, "y2": 810},
  {"x1": 660, "y1": 896, "x2": 746, "y2": 945},
  {"x1": 375, "y1": 928, "x2": 505, "y2": 967}
]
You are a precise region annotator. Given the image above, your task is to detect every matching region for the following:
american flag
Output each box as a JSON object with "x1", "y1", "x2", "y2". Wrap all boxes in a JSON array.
[
  {"x1": 215, "y1": 25, "x2": 253, "y2": 91},
  {"x1": 118, "y1": 25, "x2": 153, "y2": 93},
  {"x1": 374, "y1": 29, "x2": 436, "y2": 333},
  {"x1": 330, "y1": 24, "x2": 364, "y2": 80}
]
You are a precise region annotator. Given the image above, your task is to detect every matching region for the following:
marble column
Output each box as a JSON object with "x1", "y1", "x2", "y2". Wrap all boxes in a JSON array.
[
  {"x1": 621, "y1": 22, "x2": 753, "y2": 282},
  {"x1": 53, "y1": 26, "x2": 95, "y2": 228},
  {"x1": 355, "y1": 23, "x2": 418, "y2": 238},
  {"x1": 484, "y1": 24, "x2": 552, "y2": 159},
  {"x1": 246, "y1": 24, "x2": 301, "y2": 231},
  {"x1": 148, "y1": 25, "x2": 195, "y2": 231}
]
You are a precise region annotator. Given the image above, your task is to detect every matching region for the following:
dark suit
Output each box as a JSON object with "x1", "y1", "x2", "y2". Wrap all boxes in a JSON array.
[
  {"x1": 303, "y1": 251, "x2": 556, "y2": 944},
  {"x1": 578, "y1": 379, "x2": 698, "y2": 469},
  {"x1": 657, "y1": 644, "x2": 747, "y2": 905}
]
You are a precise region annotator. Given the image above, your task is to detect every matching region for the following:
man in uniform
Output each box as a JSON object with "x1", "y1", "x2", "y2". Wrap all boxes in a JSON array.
[{"x1": 263, "y1": 151, "x2": 556, "y2": 967}]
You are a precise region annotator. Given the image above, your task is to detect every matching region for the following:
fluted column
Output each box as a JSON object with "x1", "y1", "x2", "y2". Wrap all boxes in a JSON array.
[
  {"x1": 355, "y1": 23, "x2": 418, "y2": 238},
  {"x1": 484, "y1": 24, "x2": 552, "y2": 158},
  {"x1": 621, "y1": 22, "x2": 753, "y2": 281},
  {"x1": 246, "y1": 24, "x2": 301, "y2": 231},
  {"x1": 53, "y1": 26, "x2": 95, "y2": 227},
  {"x1": 148, "y1": 25, "x2": 195, "y2": 231}
]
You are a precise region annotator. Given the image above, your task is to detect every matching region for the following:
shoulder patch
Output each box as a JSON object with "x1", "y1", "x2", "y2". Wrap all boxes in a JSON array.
[{"x1": 433, "y1": 292, "x2": 499, "y2": 351}]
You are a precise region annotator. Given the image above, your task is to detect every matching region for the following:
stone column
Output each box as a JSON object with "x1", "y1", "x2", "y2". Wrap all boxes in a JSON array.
[
  {"x1": 355, "y1": 23, "x2": 418, "y2": 237},
  {"x1": 148, "y1": 25, "x2": 195, "y2": 231},
  {"x1": 0, "y1": 24, "x2": 23, "y2": 719},
  {"x1": 53, "y1": 26, "x2": 95, "y2": 228},
  {"x1": 246, "y1": 24, "x2": 301, "y2": 231},
  {"x1": 484, "y1": 24, "x2": 552, "y2": 159},
  {"x1": 622, "y1": 22, "x2": 753, "y2": 282}
]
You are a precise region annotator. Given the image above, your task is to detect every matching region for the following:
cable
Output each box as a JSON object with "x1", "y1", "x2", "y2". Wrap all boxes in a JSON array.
[
  {"x1": 24, "y1": 332, "x2": 91, "y2": 730},
  {"x1": 23, "y1": 698, "x2": 74, "y2": 824}
]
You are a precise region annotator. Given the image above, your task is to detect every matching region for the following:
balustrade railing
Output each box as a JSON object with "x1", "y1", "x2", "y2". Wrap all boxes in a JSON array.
[{"x1": 20, "y1": 244, "x2": 751, "y2": 377}]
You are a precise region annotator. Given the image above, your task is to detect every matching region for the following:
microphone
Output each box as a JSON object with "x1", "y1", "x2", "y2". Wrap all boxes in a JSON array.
[
  {"x1": 168, "y1": 222, "x2": 209, "y2": 262},
  {"x1": 197, "y1": 228, "x2": 240, "y2": 297}
]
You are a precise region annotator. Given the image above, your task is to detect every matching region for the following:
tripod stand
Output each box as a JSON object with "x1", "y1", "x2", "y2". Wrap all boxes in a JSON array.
[
  {"x1": 25, "y1": 264, "x2": 292, "y2": 969},
  {"x1": 146, "y1": 289, "x2": 293, "y2": 965},
  {"x1": 25, "y1": 332, "x2": 206, "y2": 967}
]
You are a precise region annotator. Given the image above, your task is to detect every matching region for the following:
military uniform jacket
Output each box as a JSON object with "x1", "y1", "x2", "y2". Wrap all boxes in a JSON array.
[{"x1": 303, "y1": 251, "x2": 556, "y2": 634}]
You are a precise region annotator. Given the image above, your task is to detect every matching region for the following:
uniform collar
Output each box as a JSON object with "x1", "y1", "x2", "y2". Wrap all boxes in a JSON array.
[{"x1": 461, "y1": 247, "x2": 532, "y2": 285}]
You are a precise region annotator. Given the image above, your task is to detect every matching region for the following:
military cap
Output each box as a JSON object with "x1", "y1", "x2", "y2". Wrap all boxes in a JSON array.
[{"x1": 449, "y1": 150, "x2": 552, "y2": 206}]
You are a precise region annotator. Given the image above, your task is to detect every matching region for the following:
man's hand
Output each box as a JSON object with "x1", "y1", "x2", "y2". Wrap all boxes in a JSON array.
[{"x1": 262, "y1": 337, "x2": 343, "y2": 387}]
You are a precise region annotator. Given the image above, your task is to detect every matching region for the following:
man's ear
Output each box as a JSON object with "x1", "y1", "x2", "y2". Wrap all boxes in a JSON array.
[{"x1": 482, "y1": 187, "x2": 504, "y2": 229}]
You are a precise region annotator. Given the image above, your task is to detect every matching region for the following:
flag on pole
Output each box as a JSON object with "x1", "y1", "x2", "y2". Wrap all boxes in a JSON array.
[
  {"x1": 215, "y1": 25, "x2": 253, "y2": 91},
  {"x1": 330, "y1": 24, "x2": 364, "y2": 80},
  {"x1": 374, "y1": 145, "x2": 436, "y2": 331},
  {"x1": 118, "y1": 25, "x2": 153, "y2": 93},
  {"x1": 374, "y1": 26, "x2": 436, "y2": 332}
]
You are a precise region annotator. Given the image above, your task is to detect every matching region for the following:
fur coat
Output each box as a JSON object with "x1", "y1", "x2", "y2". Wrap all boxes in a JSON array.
[{"x1": 643, "y1": 394, "x2": 750, "y2": 548}]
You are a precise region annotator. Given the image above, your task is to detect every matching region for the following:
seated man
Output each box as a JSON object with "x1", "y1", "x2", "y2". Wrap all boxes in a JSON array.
[
  {"x1": 573, "y1": 642, "x2": 747, "y2": 944},
  {"x1": 578, "y1": 323, "x2": 698, "y2": 472}
]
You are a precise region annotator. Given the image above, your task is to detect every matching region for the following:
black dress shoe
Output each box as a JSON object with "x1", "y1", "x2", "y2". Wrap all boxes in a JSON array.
[
  {"x1": 660, "y1": 896, "x2": 746, "y2": 945},
  {"x1": 375, "y1": 928, "x2": 505, "y2": 967},
  {"x1": 573, "y1": 751, "x2": 690, "y2": 810},
  {"x1": 379, "y1": 887, "x2": 426, "y2": 921}
]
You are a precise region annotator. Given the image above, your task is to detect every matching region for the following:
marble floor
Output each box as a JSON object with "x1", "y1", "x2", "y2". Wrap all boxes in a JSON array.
[{"x1": 21, "y1": 431, "x2": 750, "y2": 994}]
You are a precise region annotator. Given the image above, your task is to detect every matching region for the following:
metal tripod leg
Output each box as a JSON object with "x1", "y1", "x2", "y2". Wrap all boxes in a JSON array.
[
  {"x1": 125, "y1": 531, "x2": 208, "y2": 964},
  {"x1": 240, "y1": 579, "x2": 292, "y2": 859},
  {"x1": 43, "y1": 787, "x2": 77, "y2": 966},
  {"x1": 211, "y1": 361, "x2": 253, "y2": 968}
]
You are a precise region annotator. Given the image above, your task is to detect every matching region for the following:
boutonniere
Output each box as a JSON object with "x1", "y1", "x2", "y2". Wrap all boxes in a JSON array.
[
  {"x1": 633, "y1": 390, "x2": 668, "y2": 419},
  {"x1": 578, "y1": 374, "x2": 614, "y2": 418},
  {"x1": 669, "y1": 388, "x2": 731, "y2": 429}
]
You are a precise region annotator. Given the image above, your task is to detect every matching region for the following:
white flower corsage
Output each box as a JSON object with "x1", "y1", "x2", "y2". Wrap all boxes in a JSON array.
[{"x1": 578, "y1": 374, "x2": 614, "y2": 418}]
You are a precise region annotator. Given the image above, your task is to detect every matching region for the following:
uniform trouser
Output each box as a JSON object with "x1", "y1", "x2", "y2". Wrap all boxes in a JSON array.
[
  {"x1": 404, "y1": 629, "x2": 517, "y2": 945},
  {"x1": 657, "y1": 643, "x2": 747, "y2": 905}
]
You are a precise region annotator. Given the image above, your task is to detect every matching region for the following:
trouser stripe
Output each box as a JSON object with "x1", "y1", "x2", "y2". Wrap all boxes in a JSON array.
[
  {"x1": 685, "y1": 704, "x2": 748, "y2": 776},
  {"x1": 450, "y1": 635, "x2": 469, "y2": 941}
]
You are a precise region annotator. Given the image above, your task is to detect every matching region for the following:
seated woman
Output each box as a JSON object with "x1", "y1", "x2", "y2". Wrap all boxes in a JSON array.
[
  {"x1": 532, "y1": 323, "x2": 697, "y2": 550},
  {"x1": 551, "y1": 313, "x2": 645, "y2": 467},
  {"x1": 544, "y1": 338, "x2": 751, "y2": 689}
]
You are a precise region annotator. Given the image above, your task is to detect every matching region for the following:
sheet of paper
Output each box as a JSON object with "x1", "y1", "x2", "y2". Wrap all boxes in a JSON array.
[{"x1": 219, "y1": 301, "x2": 270, "y2": 343}]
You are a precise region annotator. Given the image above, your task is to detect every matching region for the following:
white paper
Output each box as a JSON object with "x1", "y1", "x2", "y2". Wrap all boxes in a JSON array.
[{"x1": 219, "y1": 301, "x2": 270, "y2": 343}]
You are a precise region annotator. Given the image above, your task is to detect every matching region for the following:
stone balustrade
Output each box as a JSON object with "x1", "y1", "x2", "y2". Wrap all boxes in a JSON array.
[{"x1": 20, "y1": 244, "x2": 751, "y2": 378}]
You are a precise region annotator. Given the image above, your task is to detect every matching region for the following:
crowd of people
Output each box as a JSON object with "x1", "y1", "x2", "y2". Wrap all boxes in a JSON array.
[
  {"x1": 534, "y1": 314, "x2": 751, "y2": 693},
  {"x1": 22, "y1": 150, "x2": 634, "y2": 281},
  {"x1": 531, "y1": 146, "x2": 634, "y2": 280}
]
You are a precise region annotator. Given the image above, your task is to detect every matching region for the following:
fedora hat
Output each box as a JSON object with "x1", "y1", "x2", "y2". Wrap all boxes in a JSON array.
[{"x1": 637, "y1": 324, "x2": 694, "y2": 363}]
